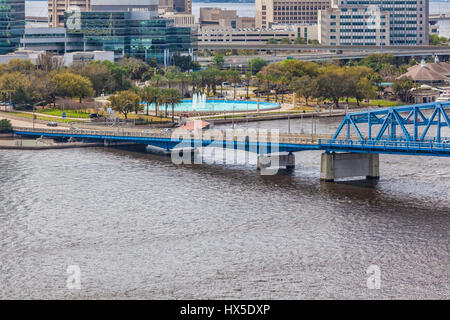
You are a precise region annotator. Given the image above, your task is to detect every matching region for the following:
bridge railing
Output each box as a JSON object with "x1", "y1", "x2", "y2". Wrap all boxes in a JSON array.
[
  {"x1": 319, "y1": 139, "x2": 450, "y2": 151},
  {"x1": 13, "y1": 127, "x2": 331, "y2": 145}
]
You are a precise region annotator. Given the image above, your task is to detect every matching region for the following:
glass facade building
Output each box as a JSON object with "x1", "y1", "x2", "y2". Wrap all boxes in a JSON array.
[
  {"x1": 64, "y1": 11, "x2": 194, "y2": 63},
  {"x1": 0, "y1": 0, "x2": 25, "y2": 54}
]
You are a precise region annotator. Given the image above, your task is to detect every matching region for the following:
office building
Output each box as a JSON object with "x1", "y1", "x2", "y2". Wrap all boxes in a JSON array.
[
  {"x1": 321, "y1": 0, "x2": 429, "y2": 45},
  {"x1": 200, "y1": 7, "x2": 255, "y2": 28},
  {"x1": 161, "y1": 12, "x2": 196, "y2": 27},
  {"x1": 255, "y1": 0, "x2": 331, "y2": 28},
  {"x1": 319, "y1": 6, "x2": 390, "y2": 45},
  {"x1": 0, "y1": 0, "x2": 25, "y2": 54},
  {"x1": 198, "y1": 24, "x2": 318, "y2": 44},
  {"x1": 158, "y1": 0, "x2": 191, "y2": 14},
  {"x1": 48, "y1": 0, "x2": 91, "y2": 28},
  {"x1": 64, "y1": 9, "x2": 193, "y2": 64}
]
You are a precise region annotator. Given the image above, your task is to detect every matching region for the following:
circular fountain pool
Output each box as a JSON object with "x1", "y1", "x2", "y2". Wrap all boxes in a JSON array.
[{"x1": 143, "y1": 99, "x2": 280, "y2": 113}]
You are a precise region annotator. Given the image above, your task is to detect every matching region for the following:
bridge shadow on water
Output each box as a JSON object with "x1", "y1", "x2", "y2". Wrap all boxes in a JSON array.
[{"x1": 94, "y1": 145, "x2": 448, "y2": 215}]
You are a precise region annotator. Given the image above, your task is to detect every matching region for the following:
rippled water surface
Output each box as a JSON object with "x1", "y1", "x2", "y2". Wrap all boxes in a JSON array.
[{"x1": 1, "y1": 117, "x2": 449, "y2": 299}]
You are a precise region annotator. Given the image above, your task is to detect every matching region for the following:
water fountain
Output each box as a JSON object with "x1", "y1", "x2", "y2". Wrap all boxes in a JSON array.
[
  {"x1": 192, "y1": 92, "x2": 198, "y2": 111},
  {"x1": 191, "y1": 92, "x2": 207, "y2": 111},
  {"x1": 201, "y1": 93, "x2": 206, "y2": 109}
]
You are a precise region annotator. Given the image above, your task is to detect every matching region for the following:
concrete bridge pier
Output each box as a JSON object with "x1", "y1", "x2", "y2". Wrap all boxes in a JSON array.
[
  {"x1": 320, "y1": 152, "x2": 379, "y2": 182},
  {"x1": 257, "y1": 152, "x2": 295, "y2": 173}
]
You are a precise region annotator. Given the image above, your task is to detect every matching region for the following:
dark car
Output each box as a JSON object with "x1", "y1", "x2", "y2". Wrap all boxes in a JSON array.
[{"x1": 89, "y1": 113, "x2": 99, "y2": 119}]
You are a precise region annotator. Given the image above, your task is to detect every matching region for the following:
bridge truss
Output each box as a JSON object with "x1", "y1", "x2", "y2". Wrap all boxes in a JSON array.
[{"x1": 320, "y1": 102, "x2": 450, "y2": 156}]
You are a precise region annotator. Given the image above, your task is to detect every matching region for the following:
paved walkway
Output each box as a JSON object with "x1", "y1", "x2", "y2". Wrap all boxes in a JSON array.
[{"x1": 0, "y1": 113, "x2": 63, "y2": 130}]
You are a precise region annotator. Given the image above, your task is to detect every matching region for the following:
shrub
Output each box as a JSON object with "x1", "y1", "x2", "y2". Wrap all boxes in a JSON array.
[{"x1": 0, "y1": 119, "x2": 13, "y2": 133}]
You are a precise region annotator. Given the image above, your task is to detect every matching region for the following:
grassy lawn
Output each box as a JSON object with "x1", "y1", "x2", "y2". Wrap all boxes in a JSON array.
[
  {"x1": 121, "y1": 113, "x2": 171, "y2": 123},
  {"x1": 10, "y1": 112, "x2": 85, "y2": 123},
  {"x1": 38, "y1": 109, "x2": 91, "y2": 118},
  {"x1": 36, "y1": 109, "x2": 171, "y2": 123},
  {"x1": 337, "y1": 98, "x2": 402, "y2": 108}
]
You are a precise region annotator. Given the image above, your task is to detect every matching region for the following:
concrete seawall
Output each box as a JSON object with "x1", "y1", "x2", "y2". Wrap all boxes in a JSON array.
[{"x1": 0, "y1": 139, "x2": 103, "y2": 150}]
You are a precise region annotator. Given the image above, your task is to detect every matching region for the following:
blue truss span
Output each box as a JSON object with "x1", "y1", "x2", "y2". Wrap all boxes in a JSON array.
[
  {"x1": 332, "y1": 101, "x2": 450, "y2": 142},
  {"x1": 322, "y1": 102, "x2": 450, "y2": 157}
]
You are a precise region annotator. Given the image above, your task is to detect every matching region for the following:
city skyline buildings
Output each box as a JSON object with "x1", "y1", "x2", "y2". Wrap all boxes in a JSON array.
[
  {"x1": 0, "y1": 0, "x2": 25, "y2": 54},
  {"x1": 255, "y1": 0, "x2": 332, "y2": 28}
]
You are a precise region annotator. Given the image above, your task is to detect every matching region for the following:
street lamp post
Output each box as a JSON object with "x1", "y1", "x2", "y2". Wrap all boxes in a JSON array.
[{"x1": 288, "y1": 114, "x2": 291, "y2": 134}]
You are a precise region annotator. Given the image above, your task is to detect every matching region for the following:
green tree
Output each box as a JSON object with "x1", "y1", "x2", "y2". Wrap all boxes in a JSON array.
[
  {"x1": 291, "y1": 75, "x2": 317, "y2": 106},
  {"x1": 294, "y1": 37, "x2": 307, "y2": 44},
  {"x1": 165, "y1": 66, "x2": 181, "y2": 89},
  {"x1": 360, "y1": 54, "x2": 395, "y2": 72},
  {"x1": 200, "y1": 67, "x2": 222, "y2": 96},
  {"x1": 266, "y1": 38, "x2": 278, "y2": 44},
  {"x1": 429, "y1": 34, "x2": 448, "y2": 46},
  {"x1": 162, "y1": 88, "x2": 182, "y2": 123},
  {"x1": 108, "y1": 90, "x2": 141, "y2": 119},
  {"x1": 315, "y1": 66, "x2": 348, "y2": 108},
  {"x1": 244, "y1": 71, "x2": 252, "y2": 99},
  {"x1": 188, "y1": 71, "x2": 202, "y2": 95},
  {"x1": 173, "y1": 54, "x2": 200, "y2": 72},
  {"x1": 212, "y1": 54, "x2": 225, "y2": 68},
  {"x1": 101, "y1": 61, "x2": 132, "y2": 91},
  {"x1": 393, "y1": 77, "x2": 416, "y2": 102},
  {"x1": 280, "y1": 38, "x2": 291, "y2": 44},
  {"x1": 2, "y1": 59, "x2": 34, "y2": 75},
  {"x1": 139, "y1": 86, "x2": 161, "y2": 116},
  {"x1": 51, "y1": 72, "x2": 94, "y2": 103},
  {"x1": 355, "y1": 78, "x2": 378, "y2": 105},
  {"x1": 150, "y1": 74, "x2": 168, "y2": 88},
  {"x1": 226, "y1": 69, "x2": 242, "y2": 100},
  {"x1": 118, "y1": 57, "x2": 153, "y2": 81},
  {"x1": 280, "y1": 59, "x2": 319, "y2": 78},
  {"x1": 247, "y1": 57, "x2": 267, "y2": 74},
  {"x1": 77, "y1": 62, "x2": 115, "y2": 96},
  {"x1": 0, "y1": 119, "x2": 12, "y2": 133},
  {"x1": 0, "y1": 72, "x2": 32, "y2": 106}
]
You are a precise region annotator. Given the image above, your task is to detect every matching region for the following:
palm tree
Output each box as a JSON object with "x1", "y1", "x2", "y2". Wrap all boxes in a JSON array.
[
  {"x1": 226, "y1": 70, "x2": 242, "y2": 100},
  {"x1": 164, "y1": 88, "x2": 182, "y2": 123},
  {"x1": 178, "y1": 72, "x2": 187, "y2": 97},
  {"x1": 150, "y1": 74, "x2": 168, "y2": 88},
  {"x1": 159, "y1": 89, "x2": 170, "y2": 118},
  {"x1": 188, "y1": 71, "x2": 201, "y2": 96},
  {"x1": 165, "y1": 66, "x2": 181, "y2": 89},
  {"x1": 244, "y1": 71, "x2": 252, "y2": 99},
  {"x1": 139, "y1": 86, "x2": 160, "y2": 116}
]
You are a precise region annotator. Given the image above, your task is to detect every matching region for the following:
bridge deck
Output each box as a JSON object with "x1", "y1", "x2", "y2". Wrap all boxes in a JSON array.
[{"x1": 12, "y1": 127, "x2": 450, "y2": 157}]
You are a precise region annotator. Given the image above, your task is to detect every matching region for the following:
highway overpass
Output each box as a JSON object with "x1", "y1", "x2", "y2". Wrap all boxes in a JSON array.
[
  {"x1": 198, "y1": 50, "x2": 450, "y2": 67},
  {"x1": 197, "y1": 43, "x2": 450, "y2": 54}
]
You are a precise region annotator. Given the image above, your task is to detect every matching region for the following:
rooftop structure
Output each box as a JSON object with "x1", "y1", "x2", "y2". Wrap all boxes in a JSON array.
[{"x1": 399, "y1": 59, "x2": 450, "y2": 83}]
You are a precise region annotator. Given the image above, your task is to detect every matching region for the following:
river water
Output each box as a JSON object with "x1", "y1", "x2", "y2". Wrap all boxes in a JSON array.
[{"x1": 0, "y1": 116, "x2": 449, "y2": 299}]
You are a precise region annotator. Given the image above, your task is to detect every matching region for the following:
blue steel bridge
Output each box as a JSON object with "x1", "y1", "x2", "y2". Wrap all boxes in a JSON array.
[{"x1": 12, "y1": 102, "x2": 450, "y2": 180}]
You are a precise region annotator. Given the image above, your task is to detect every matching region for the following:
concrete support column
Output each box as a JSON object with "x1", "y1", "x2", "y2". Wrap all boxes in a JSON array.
[
  {"x1": 367, "y1": 153, "x2": 380, "y2": 179},
  {"x1": 257, "y1": 152, "x2": 295, "y2": 173},
  {"x1": 320, "y1": 152, "x2": 379, "y2": 182}
]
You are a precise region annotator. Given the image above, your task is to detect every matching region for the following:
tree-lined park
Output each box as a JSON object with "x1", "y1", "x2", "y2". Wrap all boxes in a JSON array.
[{"x1": 0, "y1": 51, "x2": 422, "y2": 123}]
